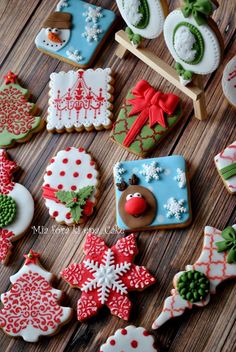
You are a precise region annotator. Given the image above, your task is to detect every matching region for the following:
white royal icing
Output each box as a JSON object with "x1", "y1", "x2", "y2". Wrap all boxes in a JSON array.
[
  {"x1": 139, "y1": 161, "x2": 163, "y2": 182},
  {"x1": 222, "y1": 56, "x2": 236, "y2": 106},
  {"x1": 123, "y1": 0, "x2": 143, "y2": 26},
  {"x1": 174, "y1": 26, "x2": 197, "y2": 62}
]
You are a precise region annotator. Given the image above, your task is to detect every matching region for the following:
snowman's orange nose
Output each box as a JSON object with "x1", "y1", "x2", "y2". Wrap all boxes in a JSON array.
[
  {"x1": 125, "y1": 197, "x2": 147, "y2": 216},
  {"x1": 48, "y1": 32, "x2": 62, "y2": 44}
]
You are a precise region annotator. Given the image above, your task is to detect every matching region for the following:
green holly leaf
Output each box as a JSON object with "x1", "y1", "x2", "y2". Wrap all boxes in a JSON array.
[
  {"x1": 125, "y1": 27, "x2": 133, "y2": 36},
  {"x1": 71, "y1": 205, "x2": 83, "y2": 223},
  {"x1": 183, "y1": 70, "x2": 193, "y2": 80},
  {"x1": 221, "y1": 226, "x2": 236, "y2": 241},
  {"x1": 77, "y1": 186, "x2": 94, "y2": 205},
  {"x1": 227, "y1": 247, "x2": 236, "y2": 264},
  {"x1": 56, "y1": 191, "x2": 74, "y2": 204},
  {"x1": 133, "y1": 34, "x2": 142, "y2": 45},
  {"x1": 215, "y1": 241, "x2": 232, "y2": 252}
]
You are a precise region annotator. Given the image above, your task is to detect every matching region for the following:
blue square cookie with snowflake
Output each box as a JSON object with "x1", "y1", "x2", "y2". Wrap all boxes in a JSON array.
[
  {"x1": 35, "y1": 0, "x2": 116, "y2": 68},
  {"x1": 114, "y1": 155, "x2": 192, "y2": 231}
]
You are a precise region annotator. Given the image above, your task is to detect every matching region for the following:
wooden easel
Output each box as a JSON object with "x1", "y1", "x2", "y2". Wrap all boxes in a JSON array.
[{"x1": 115, "y1": 30, "x2": 207, "y2": 120}]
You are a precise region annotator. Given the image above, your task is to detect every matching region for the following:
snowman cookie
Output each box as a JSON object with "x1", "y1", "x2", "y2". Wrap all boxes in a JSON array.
[
  {"x1": 164, "y1": 0, "x2": 224, "y2": 85},
  {"x1": 0, "y1": 150, "x2": 34, "y2": 265},
  {"x1": 100, "y1": 326, "x2": 157, "y2": 352},
  {"x1": 222, "y1": 56, "x2": 236, "y2": 107},
  {"x1": 35, "y1": 0, "x2": 116, "y2": 67},
  {"x1": 42, "y1": 147, "x2": 100, "y2": 226}
]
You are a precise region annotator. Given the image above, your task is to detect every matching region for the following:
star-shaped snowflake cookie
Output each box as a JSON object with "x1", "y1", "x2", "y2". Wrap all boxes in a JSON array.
[{"x1": 61, "y1": 233, "x2": 156, "y2": 321}]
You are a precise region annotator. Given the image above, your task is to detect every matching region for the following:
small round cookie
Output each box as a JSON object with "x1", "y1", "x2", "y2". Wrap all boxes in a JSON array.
[
  {"x1": 222, "y1": 56, "x2": 236, "y2": 107},
  {"x1": 100, "y1": 326, "x2": 157, "y2": 352},
  {"x1": 42, "y1": 147, "x2": 100, "y2": 225}
]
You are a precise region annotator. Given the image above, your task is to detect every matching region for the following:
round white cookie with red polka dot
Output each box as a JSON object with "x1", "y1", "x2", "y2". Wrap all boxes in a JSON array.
[
  {"x1": 42, "y1": 147, "x2": 99, "y2": 225},
  {"x1": 100, "y1": 326, "x2": 157, "y2": 352}
]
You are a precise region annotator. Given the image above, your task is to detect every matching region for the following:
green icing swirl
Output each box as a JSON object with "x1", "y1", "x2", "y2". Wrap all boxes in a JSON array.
[
  {"x1": 177, "y1": 270, "x2": 210, "y2": 303},
  {"x1": 0, "y1": 194, "x2": 17, "y2": 227}
]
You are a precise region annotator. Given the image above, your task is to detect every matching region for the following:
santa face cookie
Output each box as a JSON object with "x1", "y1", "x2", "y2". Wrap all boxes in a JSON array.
[
  {"x1": 110, "y1": 79, "x2": 182, "y2": 157},
  {"x1": 100, "y1": 326, "x2": 157, "y2": 352},
  {"x1": 0, "y1": 72, "x2": 43, "y2": 148},
  {"x1": 0, "y1": 150, "x2": 34, "y2": 265},
  {"x1": 47, "y1": 68, "x2": 114, "y2": 132},
  {"x1": 222, "y1": 56, "x2": 236, "y2": 107},
  {"x1": 152, "y1": 225, "x2": 236, "y2": 329},
  {"x1": 42, "y1": 147, "x2": 99, "y2": 225},
  {"x1": 114, "y1": 156, "x2": 192, "y2": 232},
  {"x1": 61, "y1": 233, "x2": 156, "y2": 321},
  {"x1": 0, "y1": 250, "x2": 72, "y2": 342},
  {"x1": 35, "y1": 0, "x2": 116, "y2": 67},
  {"x1": 164, "y1": 2, "x2": 224, "y2": 85},
  {"x1": 214, "y1": 141, "x2": 236, "y2": 194}
]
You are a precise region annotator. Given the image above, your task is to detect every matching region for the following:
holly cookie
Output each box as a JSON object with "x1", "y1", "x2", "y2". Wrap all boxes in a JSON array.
[
  {"x1": 0, "y1": 250, "x2": 73, "y2": 342},
  {"x1": 0, "y1": 150, "x2": 34, "y2": 265},
  {"x1": 42, "y1": 147, "x2": 99, "y2": 225},
  {"x1": 100, "y1": 326, "x2": 157, "y2": 352},
  {"x1": 214, "y1": 141, "x2": 236, "y2": 194},
  {"x1": 47, "y1": 68, "x2": 114, "y2": 132},
  {"x1": 164, "y1": 0, "x2": 224, "y2": 85},
  {"x1": 35, "y1": 0, "x2": 116, "y2": 67},
  {"x1": 222, "y1": 56, "x2": 236, "y2": 107},
  {"x1": 152, "y1": 225, "x2": 236, "y2": 329},
  {"x1": 110, "y1": 79, "x2": 182, "y2": 157},
  {"x1": 114, "y1": 156, "x2": 192, "y2": 232},
  {"x1": 116, "y1": 0, "x2": 169, "y2": 45},
  {"x1": 0, "y1": 72, "x2": 43, "y2": 148},
  {"x1": 61, "y1": 233, "x2": 156, "y2": 321}
]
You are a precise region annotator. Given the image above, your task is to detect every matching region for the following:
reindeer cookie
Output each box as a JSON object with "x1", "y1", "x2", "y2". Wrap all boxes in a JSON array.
[{"x1": 114, "y1": 156, "x2": 192, "y2": 232}]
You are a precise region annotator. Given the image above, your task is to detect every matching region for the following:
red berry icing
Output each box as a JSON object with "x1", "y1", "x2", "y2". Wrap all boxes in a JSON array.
[
  {"x1": 125, "y1": 197, "x2": 147, "y2": 216},
  {"x1": 131, "y1": 340, "x2": 138, "y2": 348}
]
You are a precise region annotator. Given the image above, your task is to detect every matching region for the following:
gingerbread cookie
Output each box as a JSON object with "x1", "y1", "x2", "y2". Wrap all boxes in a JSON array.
[
  {"x1": 0, "y1": 250, "x2": 72, "y2": 342},
  {"x1": 0, "y1": 150, "x2": 34, "y2": 265},
  {"x1": 164, "y1": 1, "x2": 224, "y2": 85},
  {"x1": 110, "y1": 79, "x2": 182, "y2": 157},
  {"x1": 116, "y1": 0, "x2": 169, "y2": 45},
  {"x1": 114, "y1": 156, "x2": 192, "y2": 232},
  {"x1": 42, "y1": 147, "x2": 99, "y2": 225},
  {"x1": 100, "y1": 326, "x2": 157, "y2": 352},
  {"x1": 222, "y1": 56, "x2": 236, "y2": 107},
  {"x1": 35, "y1": 0, "x2": 116, "y2": 67},
  {"x1": 47, "y1": 68, "x2": 114, "y2": 132},
  {"x1": 214, "y1": 141, "x2": 236, "y2": 194},
  {"x1": 0, "y1": 72, "x2": 43, "y2": 148},
  {"x1": 152, "y1": 225, "x2": 236, "y2": 329},
  {"x1": 61, "y1": 233, "x2": 156, "y2": 321}
]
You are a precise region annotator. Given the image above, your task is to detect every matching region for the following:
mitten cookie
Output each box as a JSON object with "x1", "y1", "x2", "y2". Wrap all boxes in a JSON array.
[
  {"x1": 35, "y1": 0, "x2": 115, "y2": 67},
  {"x1": 152, "y1": 225, "x2": 236, "y2": 329},
  {"x1": 0, "y1": 150, "x2": 34, "y2": 265},
  {"x1": 114, "y1": 156, "x2": 192, "y2": 232},
  {"x1": 42, "y1": 147, "x2": 100, "y2": 225},
  {"x1": 47, "y1": 68, "x2": 114, "y2": 132},
  {"x1": 111, "y1": 79, "x2": 182, "y2": 157},
  {"x1": 0, "y1": 250, "x2": 73, "y2": 342},
  {"x1": 0, "y1": 72, "x2": 43, "y2": 148},
  {"x1": 61, "y1": 233, "x2": 156, "y2": 321},
  {"x1": 164, "y1": 0, "x2": 224, "y2": 85},
  {"x1": 222, "y1": 56, "x2": 236, "y2": 107}
]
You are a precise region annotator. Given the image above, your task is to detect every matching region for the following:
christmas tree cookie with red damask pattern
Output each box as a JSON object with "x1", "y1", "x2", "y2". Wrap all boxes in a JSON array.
[
  {"x1": 42, "y1": 147, "x2": 100, "y2": 225},
  {"x1": 0, "y1": 72, "x2": 44, "y2": 148},
  {"x1": 0, "y1": 150, "x2": 34, "y2": 265},
  {"x1": 61, "y1": 233, "x2": 156, "y2": 321},
  {"x1": 0, "y1": 250, "x2": 73, "y2": 342},
  {"x1": 152, "y1": 225, "x2": 236, "y2": 329}
]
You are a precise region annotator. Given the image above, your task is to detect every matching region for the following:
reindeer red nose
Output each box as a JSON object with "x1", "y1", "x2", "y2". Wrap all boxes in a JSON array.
[{"x1": 125, "y1": 193, "x2": 147, "y2": 216}]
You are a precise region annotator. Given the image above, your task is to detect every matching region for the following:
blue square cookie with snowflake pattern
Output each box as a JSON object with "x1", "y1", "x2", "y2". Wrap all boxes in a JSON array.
[
  {"x1": 114, "y1": 155, "x2": 192, "y2": 231},
  {"x1": 35, "y1": 0, "x2": 116, "y2": 68}
]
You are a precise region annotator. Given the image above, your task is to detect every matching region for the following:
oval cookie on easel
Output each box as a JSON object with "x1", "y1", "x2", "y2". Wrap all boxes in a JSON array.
[{"x1": 222, "y1": 56, "x2": 236, "y2": 108}]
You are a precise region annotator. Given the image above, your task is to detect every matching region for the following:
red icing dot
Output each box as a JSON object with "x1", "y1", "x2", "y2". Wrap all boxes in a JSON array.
[
  {"x1": 52, "y1": 211, "x2": 58, "y2": 217},
  {"x1": 71, "y1": 185, "x2": 77, "y2": 191},
  {"x1": 121, "y1": 329, "x2": 127, "y2": 335},
  {"x1": 50, "y1": 159, "x2": 55, "y2": 164},
  {"x1": 78, "y1": 148, "x2": 84, "y2": 152},
  {"x1": 58, "y1": 184, "x2": 63, "y2": 189},
  {"x1": 143, "y1": 331, "x2": 149, "y2": 336},
  {"x1": 47, "y1": 170, "x2": 52, "y2": 176},
  {"x1": 87, "y1": 173, "x2": 92, "y2": 179},
  {"x1": 60, "y1": 171, "x2": 65, "y2": 176},
  {"x1": 90, "y1": 161, "x2": 95, "y2": 166},
  {"x1": 65, "y1": 147, "x2": 71, "y2": 151},
  {"x1": 66, "y1": 213, "x2": 71, "y2": 219},
  {"x1": 76, "y1": 159, "x2": 81, "y2": 165},
  {"x1": 131, "y1": 340, "x2": 138, "y2": 348},
  {"x1": 62, "y1": 158, "x2": 68, "y2": 164},
  {"x1": 110, "y1": 340, "x2": 116, "y2": 346},
  {"x1": 73, "y1": 172, "x2": 79, "y2": 177}
]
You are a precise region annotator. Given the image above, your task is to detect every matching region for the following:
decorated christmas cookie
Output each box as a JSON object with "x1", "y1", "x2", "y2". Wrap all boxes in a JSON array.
[
  {"x1": 152, "y1": 225, "x2": 236, "y2": 329},
  {"x1": 0, "y1": 150, "x2": 34, "y2": 265},
  {"x1": 214, "y1": 141, "x2": 236, "y2": 194},
  {"x1": 116, "y1": 0, "x2": 169, "y2": 45},
  {"x1": 222, "y1": 56, "x2": 236, "y2": 107},
  {"x1": 0, "y1": 72, "x2": 43, "y2": 148},
  {"x1": 100, "y1": 326, "x2": 157, "y2": 352},
  {"x1": 47, "y1": 68, "x2": 114, "y2": 132},
  {"x1": 114, "y1": 156, "x2": 192, "y2": 232},
  {"x1": 111, "y1": 79, "x2": 182, "y2": 157},
  {"x1": 164, "y1": 1, "x2": 224, "y2": 85},
  {"x1": 0, "y1": 250, "x2": 73, "y2": 342},
  {"x1": 35, "y1": 0, "x2": 116, "y2": 67},
  {"x1": 61, "y1": 233, "x2": 156, "y2": 321},
  {"x1": 42, "y1": 147, "x2": 99, "y2": 225}
]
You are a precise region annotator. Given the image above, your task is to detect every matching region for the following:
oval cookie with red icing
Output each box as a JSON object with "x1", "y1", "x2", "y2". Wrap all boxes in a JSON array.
[{"x1": 42, "y1": 147, "x2": 99, "y2": 225}]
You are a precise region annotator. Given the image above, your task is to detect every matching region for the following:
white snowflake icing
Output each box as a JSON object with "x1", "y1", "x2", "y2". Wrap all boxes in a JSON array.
[
  {"x1": 139, "y1": 161, "x2": 163, "y2": 182},
  {"x1": 114, "y1": 162, "x2": 126, "y2": 183},
  {"x1": 123, "y1": 0, "x2": 143, "y2": 26},
  {"x1": 83, "y1": 6, "x2": 103, "y2": 23},
  {"x1": 81, "y1": 249, "x2": 131, "y2": 304},
  {"x1": 174, "y1": 168, "x2": 186, "y2": 189},
  {"x1": 82, "y1": 25, "x2": 103, "y2": 42},
  {"x1": 66, "y1": 49, "x2": 83, "y2": 62},
  {"x1": 164, "y1": 198, "x2": 187, "y2": 220},
  {"x1": 56, "y1": 0, "x2": 68, "y2": 11}
]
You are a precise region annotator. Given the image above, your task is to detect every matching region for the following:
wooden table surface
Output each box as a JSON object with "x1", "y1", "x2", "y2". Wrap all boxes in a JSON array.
[{"x1": 0, "y1": 0, "x2": 235, "y2": 351}]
